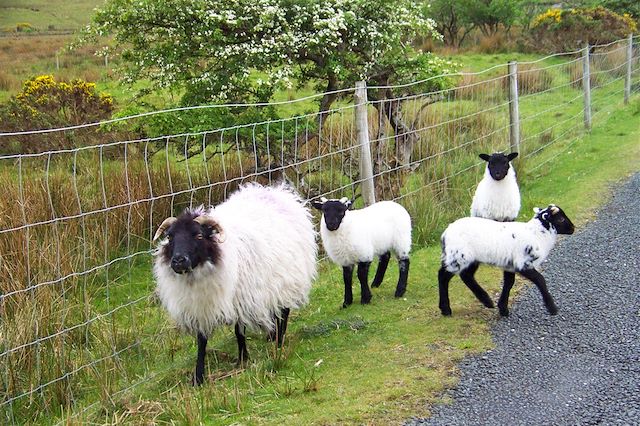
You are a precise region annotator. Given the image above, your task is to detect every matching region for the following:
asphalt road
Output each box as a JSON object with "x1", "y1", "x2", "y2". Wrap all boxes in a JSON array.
[{"x1": 408, "y1": 173, "x2": 640, "y2": 426}]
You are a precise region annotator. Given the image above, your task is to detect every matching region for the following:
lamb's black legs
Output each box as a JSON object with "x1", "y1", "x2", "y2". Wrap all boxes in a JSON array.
[
  {"x1": 371, "y1": 252, "x2": 391, "y2": 288},
  {"x1": 357, "y1": 261, "x2": 372, "y2": 304},
  {"x1": 235, "y1": 323, "x2": 249, "y2": 366},
  {"x1": 459, "y1": 262, "x2": 494, "y2": 309},
  {"x1": 395, "y1": 258, "x2": 410, "y2": 297},
  {"x1": 519, "y1": 268, "x2": 558, "y2": 315},
  {"x1": 438, "y1": 267, "x2": 454, "y2": 316},
  {"x1": 194, "y1": 332, "x2": 208, "y2": 386},
  {"x1": 497, "y1": 271, "x2": 516, "y2": 316},
  {"x1": 342, "y1": 265, "x2": 354, "y2": 307}
]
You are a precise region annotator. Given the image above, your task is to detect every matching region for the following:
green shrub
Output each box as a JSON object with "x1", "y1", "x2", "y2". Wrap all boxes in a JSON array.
[
  {"x1": 0, "y1": 75, "x2": 114, "y2": 153},
  {"x1": 16, "y1": 23, "x2": 34, "y2": 33},
  {"x1": 529, "y1": 6, "x2": 637, "y2": 52}
]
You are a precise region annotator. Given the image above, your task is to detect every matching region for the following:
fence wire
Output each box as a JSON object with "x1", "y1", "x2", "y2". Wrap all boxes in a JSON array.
[{"x1": 1, "y1": 36, "x2": 639, "y2": 424}]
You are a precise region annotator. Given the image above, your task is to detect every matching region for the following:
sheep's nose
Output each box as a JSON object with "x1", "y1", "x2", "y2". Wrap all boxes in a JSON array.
[{"x1": 171, "y1": 255, "x2": 190, "y2": 273}]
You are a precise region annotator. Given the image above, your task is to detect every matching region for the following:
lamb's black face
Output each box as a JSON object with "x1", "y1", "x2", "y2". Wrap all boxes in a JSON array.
[
  {"x1": 480, "y1": 152, "x2": 518, "y2": 181},
  {"x1": 535, "y1": 204, "x2": 575, "y2": 235},
  {"x1": 159, "y1": 211, "x2": 221, "y2": 274},
  {"x1": 311, "y1": 198, "x2": 352, "y2": 231}
]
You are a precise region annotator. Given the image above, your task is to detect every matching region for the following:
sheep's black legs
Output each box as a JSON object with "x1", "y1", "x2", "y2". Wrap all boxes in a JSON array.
[
  {"x1": 194, "y1": 332, "x2": 208, "y2": 386},
  {"x1": 371, "y1": 252, "x2": 391, "y2": 288},
  {"x1": 395, "y1": 258, "x2": 410, "y2": 297},
  {"x1": 497, "y1": 271, "x2": 516, "y2": 317},
  {"x1": 460, "y1": 262, "x2": 494, "y2": 309},
  {"x1": 275, "y1": 307, "x2": 290, "y2": 347},
  {"x1": 357, "y1": 261, "x2": 372, "y2": 304},
  {"x1": 519, "y1": 268, "x2": 558, "y2": 315},
  {"x1": 235, "y1": 323, "x2": 249, "y2": 366},
  {"x1": 342, "y1": 265, "x2": 354, "y2": 307},
  {"x1": 438, "y1": 267, "x2": 454, "y2": 316}
]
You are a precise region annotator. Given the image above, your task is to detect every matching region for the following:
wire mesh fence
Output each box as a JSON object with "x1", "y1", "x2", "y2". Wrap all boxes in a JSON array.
[{"x1": 1, "y1": 35, "x2": 638, "y2": 423}]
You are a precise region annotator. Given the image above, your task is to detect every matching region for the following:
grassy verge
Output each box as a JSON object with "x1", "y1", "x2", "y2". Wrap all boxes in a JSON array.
[{"x1": 44, "y1": 97, "x2": 638, "y2": 425}]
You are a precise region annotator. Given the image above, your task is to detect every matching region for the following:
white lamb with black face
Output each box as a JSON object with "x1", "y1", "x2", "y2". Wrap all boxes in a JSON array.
[
  {"x1": 153, "y1": 183, "x2": 317, "y2": 385},
  {"x1": 312, "y1": 197, "x2": 411, "y2": 308},
  {"x1": 471, "y1": 152, "x2": 520, "y2": 222},
  {"x1": 438, "y1": 204, "x2": 575, "y2": 317}
]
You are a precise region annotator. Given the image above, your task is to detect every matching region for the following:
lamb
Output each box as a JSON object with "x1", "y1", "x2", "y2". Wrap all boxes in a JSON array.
[
  {"x1": 311, "y1": 197, "x2": 411, "y2": 307},
  {"x1": 470, "y1": 152, "x2": 520, "y2": 222},
  {"x1": 438, "y1": 204, "x2": 574, "y2": 317},
  {"x1": 152, "y1": 183, "x2": 317, "y2": 385}
]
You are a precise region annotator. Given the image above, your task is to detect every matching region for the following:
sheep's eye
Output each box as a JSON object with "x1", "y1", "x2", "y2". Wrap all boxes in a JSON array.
[
  {"x1": 167, "y1": 234, "x2": 173, "y2": 240},
  {"x1": 195, "y1": 234, "x2": 203, "y2": 240}
]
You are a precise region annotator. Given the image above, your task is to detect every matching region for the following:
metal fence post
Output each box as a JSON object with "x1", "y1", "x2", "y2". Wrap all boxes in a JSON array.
[
  {"x1": 624, "y1": 33, "x2": 633, "y2": 105},
  {"x1": 354, "y1": 81, "x2": 376, "y2": 206},
  {"x1": 508, "y1": 61, "x2": 520, "y2": 154},
  {"x1": 582, "y1": 45, "x2": 592, "y2": 131}
]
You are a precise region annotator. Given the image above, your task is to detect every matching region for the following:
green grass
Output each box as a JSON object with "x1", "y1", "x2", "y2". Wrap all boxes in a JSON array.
[
  {"x1": 0, "y1": 0, "x2": 104, "y2": 32},
  {"x1": 27, "y1": 96, "x2": 634, "y2": 425}
]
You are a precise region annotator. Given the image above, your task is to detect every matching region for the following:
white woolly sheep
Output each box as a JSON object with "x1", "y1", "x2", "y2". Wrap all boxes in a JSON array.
[
  {"x1": 153, "y1": 183, "x2": 317, "y2": 385},
  {"x1": 438, "y1": 204, "x2": 574, "y2": 317},
  {"x1": 312, "y1": 198, "x2": 411, "y2": 307},
  {"x1": 470, "y1": 152, "x2": 520, "y2": 222}
]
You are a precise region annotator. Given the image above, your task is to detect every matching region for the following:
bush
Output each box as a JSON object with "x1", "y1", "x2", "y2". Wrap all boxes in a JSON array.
[
  {"x1": 0, "y1": 75, "x2": 114, "y2": 153},
  {"x1": 16, "y1": 23, "x2": 35, "y2": 33},
  {"x1": 529, "y1": 6, "x2": 637, "y2": 52}
]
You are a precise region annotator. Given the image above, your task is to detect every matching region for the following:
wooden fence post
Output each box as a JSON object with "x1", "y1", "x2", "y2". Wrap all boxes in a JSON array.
[
  {"x1": 354, "y1": 81, "x2": 376, "y2": 206},
  {"x1": 508, "y1": 61, "x2": 520, "y2": 154},
  {"x1": 582, "y1": 45, "x2": 592, "y2": 131},
  {"x1": 624, "y1": 34, "x2": 633, "y2": 105}
]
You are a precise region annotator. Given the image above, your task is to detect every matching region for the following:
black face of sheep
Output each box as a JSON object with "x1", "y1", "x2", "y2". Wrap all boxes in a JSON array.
[
  {"x1": 153, "y1": 210, "x2": 224, "y2": 274},
  {"x1": 480, "y1": 152, "x2": 518, "y2": 181},
  {"x1": 535, "y1": 204, "x2": 575, "y2": 235},
  {"x1": 311, "y1": 197, "x2": 353, "y2": 231}
]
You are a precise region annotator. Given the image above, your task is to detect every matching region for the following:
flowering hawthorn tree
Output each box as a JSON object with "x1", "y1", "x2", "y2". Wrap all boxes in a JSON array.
[{"x1": 82, "y1": 0, "x2": 456, "y2": 170}]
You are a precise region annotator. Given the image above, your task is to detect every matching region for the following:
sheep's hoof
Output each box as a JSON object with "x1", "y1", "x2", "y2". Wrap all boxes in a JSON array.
[
  {"x1": 192, "y1": 374, "x2": 205, "y2": 387},
  {"x1": 499, "y1": 307, "x2": 509, "y2": 317},
  {"x1": 236, "y1": 357, "x2": 249, "y2": 368},
  {"x1": 371, "y1": 280, "x2": 382, "y2": 288},
  {"x1": 440, "y1": 308, "x2": 452, "y2": 316},
  {"x1": 394, "y1": 288, "x2": 406, "y2": 298},
  {"x1": 547, "y1": 305, "x2": 559, "y2": 315},
  {"x1": 360, "y1": 294, "x2": 372, "y2": 305}
]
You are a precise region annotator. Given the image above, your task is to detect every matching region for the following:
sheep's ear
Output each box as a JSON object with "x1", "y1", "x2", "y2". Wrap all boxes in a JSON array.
[
  {"x1": 533, "y1": 207, "x2": 541, "y2": 214},
  {"x1": 348, "y1": 198, "x2": 355, "y2": 209},
  {"x1": 194, "y1": 215, "x2": 226, "y2": 243},
  {"x1": 153, "y1": 217, "x2": 177, "y2": 242},
  {"x1": 339, "y1": 197, "x2": 353, "y2": 209},
  {"x1": 479, "y1": 153, "x2": 490, "y2": 162},
  {"x1": 311, "y1": 200, "x2": 324, "y2": 210},
  {"x1": 508, "y1": 152, "x2": 519, "y2": 161}
]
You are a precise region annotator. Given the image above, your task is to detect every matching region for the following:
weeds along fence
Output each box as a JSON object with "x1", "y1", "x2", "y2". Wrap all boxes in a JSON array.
[{"x1": 1, "y1": 35, "x2": 638, "y2": 423}]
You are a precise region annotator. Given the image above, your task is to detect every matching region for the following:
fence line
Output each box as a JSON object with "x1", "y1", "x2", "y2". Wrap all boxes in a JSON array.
[{"x1": 1, "y1": 35, "x2": 639, "y2": 424}]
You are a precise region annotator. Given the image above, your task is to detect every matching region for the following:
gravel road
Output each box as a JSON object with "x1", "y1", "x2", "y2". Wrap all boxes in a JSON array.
[{"x1": 408, "y1": 173, "x2": 640, "y2": 426}]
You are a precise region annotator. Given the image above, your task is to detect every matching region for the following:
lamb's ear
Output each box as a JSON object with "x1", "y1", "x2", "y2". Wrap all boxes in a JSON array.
[
  {"x1": 507, "y1": 152, "x2": 519, "y2": 161},
  {"x1": 347, "y1": 198, "x2": 356, "y2": 210},
  {"x1": 153, "y1": 217, "x2": 176, "y2": 242},
  {"x1": 339, "y1": 197, "x2": 353, "y2": 209},
  {"x1": 533, "y1": 207, "x2": 541, "y2": 214},
  {"x1": 479, "y1": 153, "x2": 490, "y2": 162},
  {"x1": 311, "y1": 200, "x2": 324, "y2": 210}
]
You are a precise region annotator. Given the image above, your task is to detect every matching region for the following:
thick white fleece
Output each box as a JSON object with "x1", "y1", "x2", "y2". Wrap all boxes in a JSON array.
[
  {"x1": 320, "y1": 201, "x2": 411, "y2": 267},
  {"x1": 470, "y1": 166, "x2": 520, "y2": 221},
  {"x1": 441, "y1": 216, "x2": 557, "y2": 273},
  {"x1": 153, "y1": 183, "x2": 317, "y2": 336}
]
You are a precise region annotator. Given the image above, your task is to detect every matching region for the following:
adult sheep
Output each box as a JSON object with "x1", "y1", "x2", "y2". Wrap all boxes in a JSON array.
[
  {"x1": 153, "y1": 183, "x2": 317, "y2": 385},
  {"x1": 438, "y1": 204, "x2": 574, "y2": 317},
  {"x1": 312, "y1": 197, "x2": 411, "y2": 308}
]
